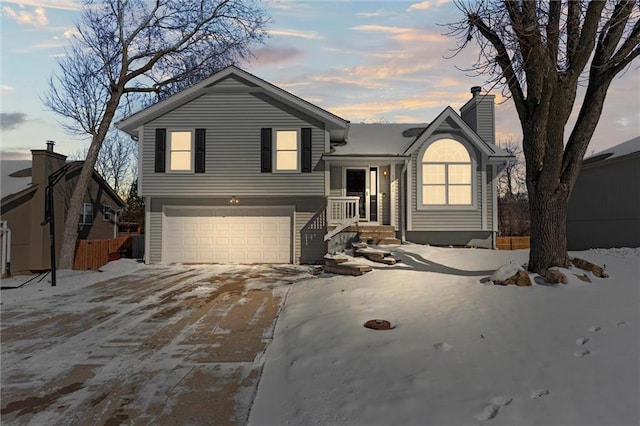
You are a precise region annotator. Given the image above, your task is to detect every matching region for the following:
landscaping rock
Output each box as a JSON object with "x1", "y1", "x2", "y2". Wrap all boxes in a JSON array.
[
  {"x1": 570, "y1": 257, "x2": 609, "y2": 278},
  {"x1": 542, "y1": 269, "x2": 568, "y2": 284},
  {"x1": 492, "y1": 270, "x2": 531, "y2": 286}
]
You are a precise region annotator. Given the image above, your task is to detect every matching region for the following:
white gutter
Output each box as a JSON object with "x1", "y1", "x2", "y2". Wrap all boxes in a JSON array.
[{"x1": 1, "y1": 220, "x2": 11, "y2": 277}]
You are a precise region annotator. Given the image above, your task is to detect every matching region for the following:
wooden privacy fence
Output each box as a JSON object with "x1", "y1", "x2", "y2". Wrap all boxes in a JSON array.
[
  {"x1": 74, "y1": 236, "x2": 132, "y2": 271},
  {"x1": 496, "y1": 236, "x2": 531, "y2": 250}
]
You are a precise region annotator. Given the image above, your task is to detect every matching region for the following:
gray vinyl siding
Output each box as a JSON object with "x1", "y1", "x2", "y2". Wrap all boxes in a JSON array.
[
  {"x1": 460, "y1": 97, "x2": 495, "y2": 145},
  {"x1": 380, "y1": 165, "x2": 390, "y2": 225},
  {"x1": 474, "y1": 101, "x2": 495, "y2": 145},
  {"x1": 148, "y1": 196, "x2": 326, "y2": 264},
  {"x1": 486, "y1": 165, "x2": 494, "y2": 231},
  {"x1": 410, "y1": 146, "x2": 483, "y2": 231},
  {"x1": 140, "y1": 89, "x2": 326, "y2": 197},
  {"x1": 567, "y1": 155, "x2": 640, "y2": 250},
  {"x1": 329, "y1": 165, "x2": 342, "y2": 197}
]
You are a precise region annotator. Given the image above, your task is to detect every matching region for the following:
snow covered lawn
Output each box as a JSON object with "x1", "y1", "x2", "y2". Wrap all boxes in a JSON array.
[{"x1": 249, "y1": 245, "x2": 640, "y2": 426}]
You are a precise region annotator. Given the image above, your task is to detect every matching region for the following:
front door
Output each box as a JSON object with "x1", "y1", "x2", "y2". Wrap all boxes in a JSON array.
[{"x1": 346, "y1": 168, "x2": 368, "y2": 220}]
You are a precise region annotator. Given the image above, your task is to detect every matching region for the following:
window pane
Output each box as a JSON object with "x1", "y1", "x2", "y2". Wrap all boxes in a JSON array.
[
  {"x1": 423, "y1": 185, "x2": 446, "y2": 205},
  {"x1": 423, "y1": 164, "x2": 445, "y2": 184},
  {"x1": 276, "y1": 151, "x2": 298, "y2": 170},
  {"x1": 171, "y1": 152, "x2": 192, "y2": 171},
  {"x1": 276, "y1": 131, "x2": 298, "y2": 150},
  {"x1": 423, "y1": 139, "x2": 470, "y2": 163},
  {"x1": 449, "y1": 164, "x2": 471, "y2": 184},
  {"x1": 170, "y1": 131, "x2": 192, "y2": 150},
  {"x1": 449, "y1": 185, "x2": 472, "y2": 205},
  {"x1": 370, "y1": 170, "x2": 377, "y2": 195}
]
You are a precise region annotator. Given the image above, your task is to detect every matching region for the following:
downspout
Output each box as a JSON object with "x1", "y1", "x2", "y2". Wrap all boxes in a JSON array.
[
  {"x1": 400, "y1": 159, "x2": 409, "y2": 242},
  {"x1": 1, "y1": 220, "x2": 11, "y2": 277}
]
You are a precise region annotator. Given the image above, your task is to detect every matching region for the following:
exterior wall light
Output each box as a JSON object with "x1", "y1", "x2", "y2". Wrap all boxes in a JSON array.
[{"x1": 229, "y1": 196, "x2": 239, "y2": 204}]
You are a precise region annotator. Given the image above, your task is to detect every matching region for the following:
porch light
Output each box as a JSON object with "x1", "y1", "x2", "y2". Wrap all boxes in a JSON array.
[
  {"x1": 382, "y1": 169, "x2": 388, "y2": 178},
  {"x1": 229, "y1": 196, "x2": 239, "y2": 204}
]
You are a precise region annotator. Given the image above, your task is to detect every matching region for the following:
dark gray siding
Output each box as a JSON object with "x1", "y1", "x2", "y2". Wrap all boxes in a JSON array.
[
  {"x1": 140, "y1": 89, "x2": 326, "y2": 197},
  {"x1": 148, "y1": 196, "x2": 326, "y2": 264},
  {"x1": 567, "y1": 155, "x2": 640, "y2": 250}
]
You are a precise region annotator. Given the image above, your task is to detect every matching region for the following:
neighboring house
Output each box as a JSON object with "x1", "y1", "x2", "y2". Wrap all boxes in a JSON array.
[
  {"x1": 116, "y1": 66, "x2": 513, "y2": 265},
  {"x1": 1, "y1": 143, "x2": 125, "y2": 275},
  {"x1": 567, "y1": 137, "x2": 640, "y2": 250}
]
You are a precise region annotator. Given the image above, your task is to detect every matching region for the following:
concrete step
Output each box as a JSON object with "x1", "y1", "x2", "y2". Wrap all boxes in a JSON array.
[{"x1": 377, "y1": 238, "x2": 401, "y2": 245}]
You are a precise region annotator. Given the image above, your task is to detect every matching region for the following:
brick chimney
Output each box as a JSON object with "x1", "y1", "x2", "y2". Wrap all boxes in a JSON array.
[
  {"x1": 31, "y1": 141, "x2": 67, "y2": 187},
  {"x1": 29, "y1": 141, "x2": 68, "y2": 270},
  {"x1": 460, "y1": 86, "x2": 495, "y2": 146}
]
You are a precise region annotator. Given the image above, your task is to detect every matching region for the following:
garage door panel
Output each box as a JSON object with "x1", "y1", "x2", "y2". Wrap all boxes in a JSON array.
[{"x1": 164, "y1": 207, "x2": 291, "y2": 264}]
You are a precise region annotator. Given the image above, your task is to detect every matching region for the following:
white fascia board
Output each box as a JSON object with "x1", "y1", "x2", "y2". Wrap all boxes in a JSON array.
[{"x1": 403, "y1": 107, "x2": 496, "y2": 157}]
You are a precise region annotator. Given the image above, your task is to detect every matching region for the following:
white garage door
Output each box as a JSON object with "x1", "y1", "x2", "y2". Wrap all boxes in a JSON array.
[{"x1": 163, "y1": 207, "x2": 292, "y2": 264}]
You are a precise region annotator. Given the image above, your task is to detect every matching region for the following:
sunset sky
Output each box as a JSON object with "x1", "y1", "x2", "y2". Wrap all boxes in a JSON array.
[{"x1": 1, "y1": 0, "x2": 639, "y2": 161}]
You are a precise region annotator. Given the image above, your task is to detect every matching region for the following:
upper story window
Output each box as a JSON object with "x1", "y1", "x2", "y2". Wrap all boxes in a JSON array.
[
  {"x1": 168, "y1": 130, "x2": 193, "y2": 172},
  {"x1": 103, "y1": 205, "x2": 112, "y2": 221},
  {"x1": 421, "y1": 138, "x2": 473, "y2": 207},
  {"x1": 274, "y1": 130, "x2": 299, "y2": 172},
  {"x1": 80, "y1": 203, "x2": 94, "y2": 225}
]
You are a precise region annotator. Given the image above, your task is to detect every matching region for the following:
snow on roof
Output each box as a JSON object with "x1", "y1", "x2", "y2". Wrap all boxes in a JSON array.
[
  {"x1": 586, "y1": 136, "x2": 640, "y2": 162},
  {"x1": 332, "y1": 123, "x2": 427, "y2": 156},
  {"x1": 1, "y1": 160, "x2": 33, "y2": 199}
]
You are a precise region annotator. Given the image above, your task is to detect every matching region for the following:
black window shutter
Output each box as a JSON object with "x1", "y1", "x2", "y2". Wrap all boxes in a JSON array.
[
  {"x1": 155, "y1": 128, "x2": 166, "y2": 172},
  {"x1": 301, "y1": 127, "x2": 312, "y2": 173},
  {"x1": 261, "y1": 128, "x2": 272, "y2": 173},
  {"x1": 195, "y1": 128, "x2": 206, "y2": 173}
]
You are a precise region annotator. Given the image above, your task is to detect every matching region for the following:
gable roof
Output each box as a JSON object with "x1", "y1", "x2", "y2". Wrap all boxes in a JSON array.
[
  {"x1": 402, "y1": 107, "x2": 513, "y2": 161},
  {"x1": 582, "y1": 136, "x2": 640, "y2": 166},
  {"x1": 1, "y1": 160, "x2": 33, "y2": 200},
  {"x1": 116, "y1": 66, "x2": 350, "y2": 140},
  {"x1": 1, "y1": 160, "x2": 125, "y2": 207},
  {"x1": 327, "y1": 123, "x2": 427, "y2": 157}
]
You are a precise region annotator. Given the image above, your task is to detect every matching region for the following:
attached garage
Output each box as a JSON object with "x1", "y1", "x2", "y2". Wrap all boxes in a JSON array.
[{"x1": 162, "y1": 206, "x2": 293, "y2": 264}]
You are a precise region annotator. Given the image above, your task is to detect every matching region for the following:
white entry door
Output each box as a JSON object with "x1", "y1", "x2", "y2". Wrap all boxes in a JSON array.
[{"x1": 163, "y1": 207, "x2": 292, "y2": 264}]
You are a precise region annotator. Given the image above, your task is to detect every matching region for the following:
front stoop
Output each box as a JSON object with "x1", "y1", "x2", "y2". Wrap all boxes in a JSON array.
[{"x1": 327, "y1": 224, "x2": 401, "y2": 246}]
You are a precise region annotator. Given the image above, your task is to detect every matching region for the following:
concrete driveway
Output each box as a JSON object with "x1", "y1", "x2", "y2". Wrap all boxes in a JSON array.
[{"x1": 1, "y1": 263, "x2": 314, "y2": 425}]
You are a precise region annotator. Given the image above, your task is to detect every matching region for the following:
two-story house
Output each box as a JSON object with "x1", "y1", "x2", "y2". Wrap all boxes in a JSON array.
[{"x1": 116, "y1": 66, "x2": 512, "y2": 265}]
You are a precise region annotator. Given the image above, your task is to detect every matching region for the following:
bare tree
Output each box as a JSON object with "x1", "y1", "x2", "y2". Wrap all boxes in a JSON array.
[
  {"x1": 448, "y1": 1, "x2": 640, "y2": 272},
  {"x1": 44, "y1": 0, "x2": 267, "y2": 269},
  {"x1": 70, "y1": 130, "x2": 136, "y2": 196},
  {"x1": 498, "y1": 138, "x2": 526, "y2": 198}
]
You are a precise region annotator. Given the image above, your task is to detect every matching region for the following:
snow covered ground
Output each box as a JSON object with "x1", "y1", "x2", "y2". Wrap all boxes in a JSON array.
[
  {"x1": 1, "y1": 245, "x2": 638, "y2": 425},
  {"x1": 249, "y1": 245, "x2": 640, "y2": 426}
]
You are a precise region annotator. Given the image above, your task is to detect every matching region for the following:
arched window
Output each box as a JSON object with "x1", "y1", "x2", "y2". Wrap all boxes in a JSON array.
[{"x1": 421, "y1": 138, "x2": 472, "y2": 206}]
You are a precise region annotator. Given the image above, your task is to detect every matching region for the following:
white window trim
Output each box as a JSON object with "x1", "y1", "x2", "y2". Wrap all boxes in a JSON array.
[
  {"x1": 417, "y1": 136, "x2": 478, "y2": 211},
  {"x1": 80, "y1": 203, "x2": 94, "y2": 225},
  {"x1": 103, "y1": 205, "x2": 112, "y2": 221},
  {"x1": 272, "y1": 128, "x2": 301, "y2": 173},
  {"x1": 166, "y1": 129, "x2": 194, "y2": 173}
]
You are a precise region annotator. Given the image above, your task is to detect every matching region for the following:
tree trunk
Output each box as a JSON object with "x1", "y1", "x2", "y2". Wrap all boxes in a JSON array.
[
  {"x1": 527, "y1": 185, "x2": 570, "y2": 272},
  {"x1": 57, "y1": 95, "x2": 121, "y2": 270}
]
